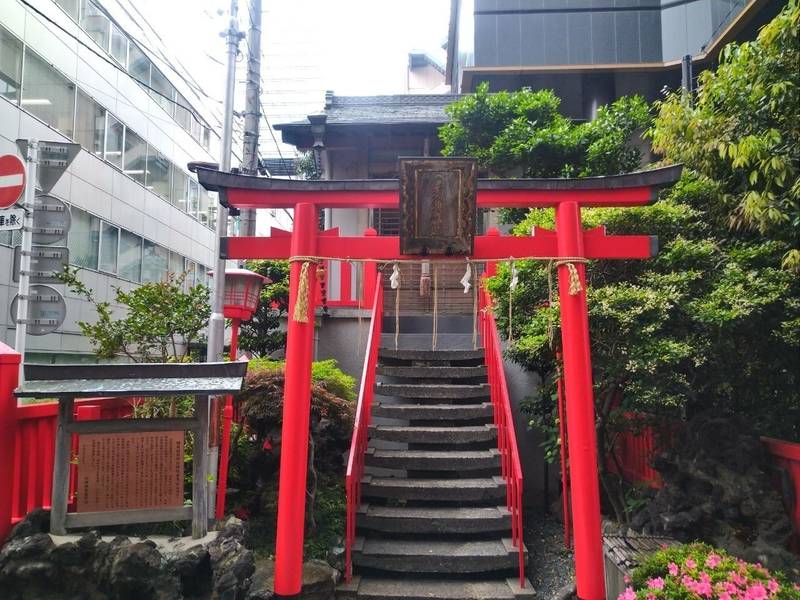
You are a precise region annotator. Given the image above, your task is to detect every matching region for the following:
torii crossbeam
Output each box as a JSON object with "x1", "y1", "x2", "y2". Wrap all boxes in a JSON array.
[{"x1": 197, "y1": 164, "x2": 682, "y2": 600}]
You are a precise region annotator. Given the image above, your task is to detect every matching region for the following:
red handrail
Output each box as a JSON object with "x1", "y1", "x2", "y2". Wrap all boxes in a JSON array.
[
  {"x1": 479, "y1": 283, "x2": 526, "y2": 588},
  {"x1": 345, "y1": 273, "x2": 384, "y2": 582}
]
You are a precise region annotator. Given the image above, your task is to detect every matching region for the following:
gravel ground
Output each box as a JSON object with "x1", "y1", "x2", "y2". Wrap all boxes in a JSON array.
[{"x1": 525, "y1": 511, "x2": 576, "y2": 599}]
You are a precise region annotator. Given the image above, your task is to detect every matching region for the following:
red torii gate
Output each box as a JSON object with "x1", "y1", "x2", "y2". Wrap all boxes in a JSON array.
[{"x1": 196, "y1": 164, "x2": 681, "y2": 600}]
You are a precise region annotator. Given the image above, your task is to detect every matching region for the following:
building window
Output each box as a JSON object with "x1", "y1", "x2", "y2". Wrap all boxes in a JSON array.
[
  {"x1": 118, "y1": 229, "x2": 142, "y2": 282},
  {"x1": 104, "y1": 113, "x2": 124, "y2": 167},
  {"x1": 123, "y1": 128, "x2": 147, "y2": 184},
  {"x1": 146, "y1": 146, "x2": 171, "y2": 201},
  {"x1": 184, "y1": 259, "x2": 197, "y2": 288},
  {"x1": 75, "y1": 89, "x2": 105, "y2": 157},
  {"x1": 198, "y1": 188, "x2": 210, "y2": 226},
  {"x1": 99, "y1": 221, "x2": 119, "y2": 273},
  {"x1": 127, "y1": 42, "x2": 150, "y2": 87},
  {"x1": 55, "y1": 0, "x2": 80, "y2": 20},
  {"x1": 142, "y1": 240, "x2": 168, "y2": 283},
  {"x1": 110, "y1": 24, "x2": 129, "y2": 66},
  {"x1": 0, "y1": 25, "x2": 23, "y2": 103},
  {"x1": 21, "y1": 50, "x2": 75, "y2": 137},
  {"x1": 187, "y1": 179, "x2": 199, "y2": 218},
  {"x1": 175, "y1": 93, "x2": 191, "y2": 130},
  {"x1": 168, "y1": 251, "x2": 183, "y2": 278},
  {"x1": 68, "y1": 207, "x2": 100, "y2": 270},
  {"x1": 149, "y1": 66, "x2": 175, "y2": 116},
  {"x1": 80, "y1": 0, "x2": 110, "y2": 51},
  {"x1": 170, "y1": 165, "x2": 188, "y2": 212}
]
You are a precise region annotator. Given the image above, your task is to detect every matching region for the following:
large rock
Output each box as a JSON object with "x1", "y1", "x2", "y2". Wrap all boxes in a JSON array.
[
  {"x1": 207, "y1": 517, "x2": 256, "y2": 600},
  {"x1": 632, "y1": 415, "x2": 799, "y2": 574},
  {"x1": 0, "y1": 512, "x2": 258, "y2": 599},
  {"x1": 247, "y1": 557, "x2": 339, "y2": 600}
]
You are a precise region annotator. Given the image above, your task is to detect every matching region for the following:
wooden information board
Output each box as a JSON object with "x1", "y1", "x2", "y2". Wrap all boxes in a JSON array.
[{"x1": 77, "y1": 431, "x2": 185, "y2": 512}]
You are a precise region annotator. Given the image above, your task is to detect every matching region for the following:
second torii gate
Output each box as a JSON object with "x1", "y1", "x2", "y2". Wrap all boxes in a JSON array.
[{"x1": 196, "y1": 163, "x2": 681, "y2": 600}]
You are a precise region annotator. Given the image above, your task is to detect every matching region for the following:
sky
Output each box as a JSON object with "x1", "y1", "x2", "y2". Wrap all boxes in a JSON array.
[{"x1": 125, "y1": 0, "x2": 452, "y2": 118}]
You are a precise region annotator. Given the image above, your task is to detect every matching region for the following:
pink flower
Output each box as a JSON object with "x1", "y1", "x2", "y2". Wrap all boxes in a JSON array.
[
  {"x1": 719, "y1": 593, "x2": 733, "y2": 600},
  {"x1": 745, "y1": 584, "x2": 768, "y2": 600},
  {"x1": 767, "y1": 580, "x2": 779, "y2": 594},
  {"x1": 618, "y1": 586, "x2": 637, "y2": 600},
  {"x1": 730, "y1": 572, "x2": 747, "y2": 587},
  {"x1": 685, "y1": 557, "x2": 697, "y2": 569},
  {"x1": 646, "y1": 595, "x2": 656, "y2": 600},
  {"x1": 647, "y1": 577, "x2": 665, "y2": 590},
  {"x1": 705, "y1": 553, "x2": 722, "y2": 569},
  {"x1": 668, "y1": 562, "x2": 679, "y2": 576},
  {"x1": 624, "y1": 575, "x2": 632, "y2": 584}
]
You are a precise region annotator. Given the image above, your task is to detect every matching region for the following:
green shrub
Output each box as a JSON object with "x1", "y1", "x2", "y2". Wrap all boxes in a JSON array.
[{"x1": 247, "y1": 357, "x2": 356, "y2": 401}]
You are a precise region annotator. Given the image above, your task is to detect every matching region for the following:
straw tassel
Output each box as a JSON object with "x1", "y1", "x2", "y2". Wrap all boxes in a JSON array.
[{"x1": 292, "y1": 261, "x2": 311, "y2": 323}]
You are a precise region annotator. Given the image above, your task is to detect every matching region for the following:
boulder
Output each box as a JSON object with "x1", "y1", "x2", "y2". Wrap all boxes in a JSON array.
[
  {"x1": 632, "y1": 414, "x2": 799, "y2": 574},
  {"x1": 246, "y1": 557, "x2": 339, "y2": 600}
]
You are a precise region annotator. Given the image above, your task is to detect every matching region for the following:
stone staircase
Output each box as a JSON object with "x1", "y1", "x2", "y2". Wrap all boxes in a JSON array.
[{"x1": 338, "y1": 347, "x2": 534, "y2": 600}]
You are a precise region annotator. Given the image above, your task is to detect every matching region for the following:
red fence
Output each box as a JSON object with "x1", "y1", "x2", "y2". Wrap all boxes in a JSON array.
[
  {"x1": 480, "y1": 284, "x2": 526, "y2": 588},
  {"x1": 344, "y1": 273, "x2": 384, "y2": 581}
]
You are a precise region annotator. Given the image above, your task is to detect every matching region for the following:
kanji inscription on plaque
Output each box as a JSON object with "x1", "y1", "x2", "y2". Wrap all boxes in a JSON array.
[
  {"x1": 399, "y1": 157, "x2": 477, "y2": 255},
  {"x1": 77, "y1": 431, "x2": 185, "y2": 512}
]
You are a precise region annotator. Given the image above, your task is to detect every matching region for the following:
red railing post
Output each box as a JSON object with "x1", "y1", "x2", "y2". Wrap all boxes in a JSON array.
[
  {"x1": 555, "y1": 200, "x2": 605, "y2": 600},
  {"x1": 362, "y1": 228, "x2": 378, "y2": 306},
  {"x1": 485, "y1": 227, "x2": 500, "y2": 277},
  {"x1": 274, "y1": 203, "x2": 319, "y2": 597},
  {"x1": 0, "y1": 342, "x2": 21, "y2": 542}
]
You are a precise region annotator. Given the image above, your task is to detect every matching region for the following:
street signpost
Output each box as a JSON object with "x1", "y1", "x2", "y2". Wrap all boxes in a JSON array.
[
  {"x1": 0, "y1": 208, "x2": 24, "y2": 231},
  {"x1": 13, "y1": 246, "x2": 70, "y2": 284},
  {"x1": 0, "y1": 154, "x2": 26, "y2": 208},
  {"x1": 12, "y1": 139, "x2": 79, "y2": 380},
  {"x1": 31, "y1": 195, "x2": 70, "y2": 244},
  {"x1": 10, "y1": 284, "x2": 67, "y2": 336}
]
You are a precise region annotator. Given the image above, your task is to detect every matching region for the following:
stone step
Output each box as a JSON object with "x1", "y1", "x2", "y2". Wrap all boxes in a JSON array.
[
  {"x1": 351, "y1": 537, "x2": 525, "y2": 574},
  {"x1": 379, "y1": 348, "x2": 485, "y2": 363},
  {"x1": 376, "y1": 383, "x2": 490, "y2": 399},
  {"x1": 361, "y1": 475, "x2": 506, "y2": 503},
  {"x1": 372, "y1": 402, "x2": 493, "y2": 421},
  {"x1": 357, "y1": 504, "x2": 510, "y2": 534},
  {"x1": 365, "y1": 448, "x2": 501, "y2": 471},
  {"x1": 376, "y1": 365, "x2": 487, "y2": 379},
  {"x1": 338, "y1": 576, "x2": 536, "y2": 600},
  {"x1": 368, "y1": 424, "x2": 496, "y2": 444}
]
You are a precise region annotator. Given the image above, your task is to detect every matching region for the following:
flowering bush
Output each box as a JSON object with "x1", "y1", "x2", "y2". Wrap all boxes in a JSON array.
[{"x1": 619, "y1": 543, "x2": 800, "y2": 600}]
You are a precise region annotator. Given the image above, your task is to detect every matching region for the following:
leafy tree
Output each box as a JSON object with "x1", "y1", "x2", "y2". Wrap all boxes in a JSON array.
[
  {"x1": 59, "y1": 266, "x2": 209, "y2": 362},
  {"x1": 441, "y1": 7, "x2": 800, "y2": 524},
  {"x1": 236, "y1": 260, "x2": 290, "y2": 357},
  {"x1": 440, "y1": 83, "x2": 650, "y2": 221},
  {"x1": 650, "y1": 0, "x2": 799, "y2": 268}
]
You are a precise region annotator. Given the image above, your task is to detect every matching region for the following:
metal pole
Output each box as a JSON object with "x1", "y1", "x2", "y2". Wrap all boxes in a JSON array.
[
  {"x1": 207, "y1": 0, "x2": 243, "y2": 522},
  {"x1": 240, "y1": 0, "x2": 262, "y2": 238},
  {"x1": 555, "y1": 201, "x2": 605, "y2": 600},
  {"x1": 14, "y1": 139, "x2": 38, "y2": 382}
]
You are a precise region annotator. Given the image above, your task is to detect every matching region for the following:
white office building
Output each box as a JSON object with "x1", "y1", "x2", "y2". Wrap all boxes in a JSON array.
[{"x1": 0, "y1": 0, "x2": 222, "y2": 362}]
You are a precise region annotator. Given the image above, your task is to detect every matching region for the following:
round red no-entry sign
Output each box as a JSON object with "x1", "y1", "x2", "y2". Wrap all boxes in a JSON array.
[{"x1": 0, "y1": 154, "x2": 26, "y2": 209}]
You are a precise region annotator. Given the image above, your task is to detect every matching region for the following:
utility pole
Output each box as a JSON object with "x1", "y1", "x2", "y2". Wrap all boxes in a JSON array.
[
  {"x1": 239, "y1": 0, "x2": 262, "y2": 238},
  {"x1": 207, "y1": 0, "x2": 244, "y2": 521},
  {"x1": 14, "y1": 140, "x2": 38, "y2": 381}
]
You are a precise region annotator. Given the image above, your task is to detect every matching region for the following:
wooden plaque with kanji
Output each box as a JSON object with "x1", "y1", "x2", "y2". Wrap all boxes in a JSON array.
[
  {"x1": 399, "y1": 157, "x2": 477, "y2": 255},
  {"x1": 77, "y1": 431, "x2": 185, "y2": 512}
]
